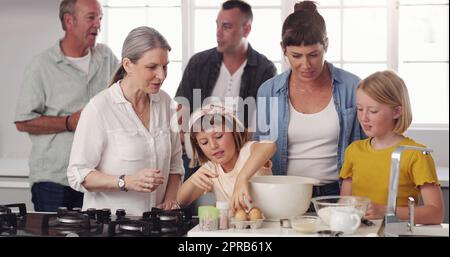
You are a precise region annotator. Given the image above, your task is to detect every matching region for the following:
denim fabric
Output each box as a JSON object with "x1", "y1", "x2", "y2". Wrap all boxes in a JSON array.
[
  {"x1": 312, "y1": 181, "x2": 341, "y2": 197},
  {"x1": 255, "y1": 62, "x2": 366, "y2": 176},
  {"x1": 31, "y1": 182, "x2": 83, "y2": 212}
]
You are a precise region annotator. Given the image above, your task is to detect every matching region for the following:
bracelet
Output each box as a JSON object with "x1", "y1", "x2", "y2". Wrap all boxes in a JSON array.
[{"x1": 65, "y1": 115, "x2": 73, "y2": 132}]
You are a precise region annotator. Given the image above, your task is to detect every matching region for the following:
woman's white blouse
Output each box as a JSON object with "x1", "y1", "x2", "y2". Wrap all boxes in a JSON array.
[{"x1": 67, "y1": 82, "x2": 184, "y2": 215}]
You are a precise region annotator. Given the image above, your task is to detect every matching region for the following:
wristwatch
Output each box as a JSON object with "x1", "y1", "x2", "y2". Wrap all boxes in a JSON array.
[{"x1": 118, "y1": 175, "x2": 127, "y2": 192}]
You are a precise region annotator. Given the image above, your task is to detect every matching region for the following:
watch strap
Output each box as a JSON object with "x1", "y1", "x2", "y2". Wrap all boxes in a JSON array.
[{"x1": 118, "y1": 174, "x2": 128, "y2": 192}]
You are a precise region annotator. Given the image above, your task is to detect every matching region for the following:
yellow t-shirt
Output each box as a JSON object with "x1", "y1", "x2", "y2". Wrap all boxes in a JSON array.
[
  {"x1": 202, "y1": 141, "x2": 273, "y2": 203},
  {"x1": 340, "y1": 137, "x2": 439, "y2": 206}
]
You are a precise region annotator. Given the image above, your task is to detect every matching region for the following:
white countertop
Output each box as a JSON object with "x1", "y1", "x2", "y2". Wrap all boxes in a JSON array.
[{"x1": 188, "y1": 219, "x2": 383, "y2": 237}]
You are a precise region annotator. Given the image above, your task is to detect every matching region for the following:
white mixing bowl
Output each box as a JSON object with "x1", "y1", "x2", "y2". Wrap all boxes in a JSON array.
[{"x1": 250, "y1": 176, "x2": 320, "y2": 221}]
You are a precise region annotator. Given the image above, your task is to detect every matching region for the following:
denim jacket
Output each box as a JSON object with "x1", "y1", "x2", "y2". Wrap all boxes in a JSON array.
[{"x1": 254, "y1": 62, "x2": 366, "y2": 175}]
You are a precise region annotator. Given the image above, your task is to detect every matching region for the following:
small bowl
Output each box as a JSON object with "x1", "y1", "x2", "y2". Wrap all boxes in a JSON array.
[
  {"x1": 290, "y1": 215, "x2": 322, "y2": 234},
  {"x1": 312, "y1": 196, "x2": 370, "y2": 225}
]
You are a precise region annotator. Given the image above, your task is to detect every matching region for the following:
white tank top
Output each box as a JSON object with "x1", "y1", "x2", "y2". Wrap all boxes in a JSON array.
[
  {"x1": 286, "y1": 97, "x2": 340, "y2": 185},
  {"x1": 211, "y1": 60, "x2": 247, "y2": 100}
]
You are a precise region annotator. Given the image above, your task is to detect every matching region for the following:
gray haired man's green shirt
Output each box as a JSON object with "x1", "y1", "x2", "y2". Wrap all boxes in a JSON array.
[{"x1": 14, "y1": 41, "x2": 118, "y2": 186}]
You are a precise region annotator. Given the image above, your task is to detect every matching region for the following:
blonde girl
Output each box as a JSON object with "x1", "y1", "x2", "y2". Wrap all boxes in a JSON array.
[{"x1": 340, "y1": 70, "x2": 444, "y2": 224}]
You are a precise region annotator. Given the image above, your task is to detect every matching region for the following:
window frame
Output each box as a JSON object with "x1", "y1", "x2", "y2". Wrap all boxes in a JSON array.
[{"x1": 98, "y1": 0, "x2": 449, "y2": 127}]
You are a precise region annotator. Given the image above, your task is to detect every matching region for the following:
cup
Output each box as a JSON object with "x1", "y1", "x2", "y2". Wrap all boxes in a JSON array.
[
  {"x1": 198, "y1": 206, "x2": 219, "y2": 231},
  {"x1": 329, "y1": 209, "x2": 361, "y2": 235}
]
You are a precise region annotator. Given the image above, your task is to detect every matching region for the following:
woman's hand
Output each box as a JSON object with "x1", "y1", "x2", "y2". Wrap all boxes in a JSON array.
[
  {"x1": 231, "y1": 177, "x2": 252, "y2": 212},
  {"x1": 157, "y1": 200, "x2": 181, "y2": 210},
  {"x1": 190, "y1": 169, "x2": 218, "y2": 193},
  {"x1": 364, "y1": 202, "x2": 386, "y2": 220},
  {"x1": 125, "y1": 169, "x2": 164, "y2": 192}
]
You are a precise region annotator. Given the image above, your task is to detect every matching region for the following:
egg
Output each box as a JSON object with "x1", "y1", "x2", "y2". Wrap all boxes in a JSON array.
[
  {"x1": 234, "y1": 209, "x2": 248, "y2": 221},
  {"x1": 248, "y1": 207, "x2": 263, "y2": 220}
]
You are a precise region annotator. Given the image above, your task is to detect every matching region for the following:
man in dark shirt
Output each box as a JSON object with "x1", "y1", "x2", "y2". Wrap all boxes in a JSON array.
[{"x1": 175, "y1": 0, "x2": 277, "y2": 181}]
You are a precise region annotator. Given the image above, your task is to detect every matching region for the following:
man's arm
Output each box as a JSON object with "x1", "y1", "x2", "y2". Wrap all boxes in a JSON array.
[{"x1": 15, "y1": 110, "x2": 82, "y2": 135}]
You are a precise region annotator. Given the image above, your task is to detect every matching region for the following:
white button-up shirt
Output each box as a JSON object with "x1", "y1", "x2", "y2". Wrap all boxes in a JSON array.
[
  {"x1": 211, "y1": 60, "x2": 247, "y2": 100},
  {"x1": 67, "y1": 82, "x2": 184, "y2": 215}
]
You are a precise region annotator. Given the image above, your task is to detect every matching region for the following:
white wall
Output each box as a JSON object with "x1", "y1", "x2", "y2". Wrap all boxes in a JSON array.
[
  {"x1": 0, "y1": 0, "x2": 62, "y2": 159},
  {"x1": 406, "y1": 127, "x2": 449, "y2": 167}
]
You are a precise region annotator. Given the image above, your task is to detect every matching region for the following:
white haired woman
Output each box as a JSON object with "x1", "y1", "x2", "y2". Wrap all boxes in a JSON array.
[{"x1": 67, "y1": 26, "x2": 183, "y2": 215}]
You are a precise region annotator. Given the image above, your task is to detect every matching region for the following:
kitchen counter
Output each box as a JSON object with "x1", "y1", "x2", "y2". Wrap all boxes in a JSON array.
[
  {"x1": 378, "y1": 222, "x2": 449, "y2": 237},
  {"x1": 188, "y1": 219, "x2": 383, "y2": 237},
  {"x1": 188, "y1": 220, "x2": 449, "y2": 237}
]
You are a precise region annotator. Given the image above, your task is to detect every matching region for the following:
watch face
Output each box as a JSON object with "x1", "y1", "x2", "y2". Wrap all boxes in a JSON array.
[{"x1": 119, "y1": 179, "x2": 125, "y2": 188}]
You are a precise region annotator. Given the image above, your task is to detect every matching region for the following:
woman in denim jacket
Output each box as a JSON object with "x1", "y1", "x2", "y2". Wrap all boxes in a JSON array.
[{"x1": 254, "y1": 1, "x2": 365, "y2": 197}]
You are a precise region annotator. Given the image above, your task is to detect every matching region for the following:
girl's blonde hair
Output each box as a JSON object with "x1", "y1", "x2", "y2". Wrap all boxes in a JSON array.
[
  {"x1": 189, "y1": 104, "x2": 249, "y2": 167},
  {"x1": 357, "y1": 70, "x2": 412, "y2": 134}
]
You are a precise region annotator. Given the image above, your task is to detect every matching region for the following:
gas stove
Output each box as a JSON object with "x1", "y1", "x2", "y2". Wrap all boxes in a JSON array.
[{"x1": 0, "y1": 203, "x2": 198, "y2": 237}]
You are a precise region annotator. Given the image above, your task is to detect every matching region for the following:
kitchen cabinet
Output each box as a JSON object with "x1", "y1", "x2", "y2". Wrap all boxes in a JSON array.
[
  {"x1": 0, "y1": 177, "x2": 32, "y2": 210},
  {"x1": 0, "y1": 158, "x2": 33, "y2": 210}
]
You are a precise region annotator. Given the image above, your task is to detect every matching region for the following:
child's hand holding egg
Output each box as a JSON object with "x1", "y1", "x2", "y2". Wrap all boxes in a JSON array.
[
  {"x1": 248, "y1": 207, "x2": 263, "y2": 220},
  {"x1": 234, "y1": 209, "x2": 248, "y2": 221},
  {"x1": 233, "y1": 207, "x2": 264, "y2": 221}
]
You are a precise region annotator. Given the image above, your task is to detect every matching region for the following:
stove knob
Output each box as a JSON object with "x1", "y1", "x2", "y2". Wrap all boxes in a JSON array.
[
  {"x1": 102, "y1": 208, "x2": 111, "y2": 217},
  {"x1": 57, "y1": 207, "x2": 68, "y2": 215},
  {"x1": 97, "y1": 208, "x2": 111, "y2": 222},
  {"x1": 0, "y1": 206, "x2": 10, "y2": 214},
  {"x1": 86, "y1": 208, "x2": 97, "y2": 219},
  {"x1": 116, "y1": 209, "x2": 126, "y2": 218}
]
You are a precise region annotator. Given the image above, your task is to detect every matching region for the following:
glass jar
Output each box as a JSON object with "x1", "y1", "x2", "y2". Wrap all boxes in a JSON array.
[
  {"x1": 198, "y1": 206, "x2": 219, "y2": 231},
  {"x1": 216, "y1": 201, "x2": 230, "y2": 230}
]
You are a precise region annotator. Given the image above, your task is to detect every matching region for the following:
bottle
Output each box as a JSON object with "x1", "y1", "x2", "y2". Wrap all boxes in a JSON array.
[
  {"x1": 216, "y1": 201, "x2": 229, "y2": 230},
  {"x1": 198, "y1": 205, "x2": 219, "y2": 231}
]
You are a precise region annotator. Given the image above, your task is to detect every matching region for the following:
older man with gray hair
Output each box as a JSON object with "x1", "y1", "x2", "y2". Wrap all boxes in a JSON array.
[{"x1": 14, "y1": 0, "x2": 118, "y2": 212}]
